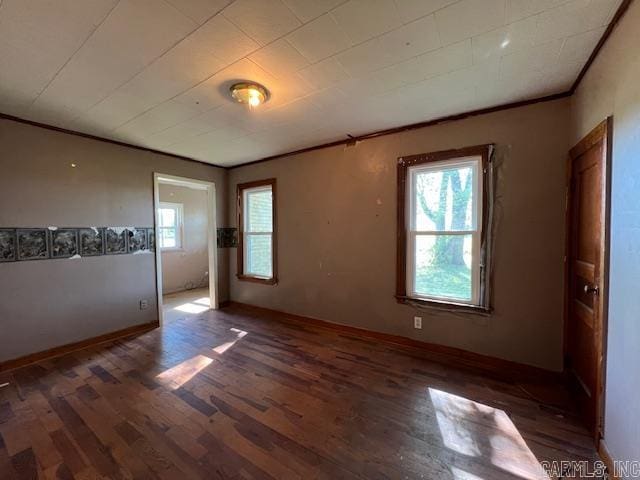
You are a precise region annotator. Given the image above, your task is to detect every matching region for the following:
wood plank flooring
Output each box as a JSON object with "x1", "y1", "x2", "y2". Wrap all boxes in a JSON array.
[{"x1": 0, "y1": 295, "x2": 600, "y2": 479}]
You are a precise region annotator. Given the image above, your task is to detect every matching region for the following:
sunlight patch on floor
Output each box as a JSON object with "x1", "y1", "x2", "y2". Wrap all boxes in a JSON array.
[
  {"x1": 174, "y1": 302, "x2": 210, "y2": 314},
  {"x1": 428, "y1": 388, "x2": 548, "y2": 480},
  {"x1": 155, "y1": 328, "x2": 249, "y2": 389},
  {"x1": 450, "y1": 466, "x2": 486, "y2": 480},
  {"x1": 429, "y1": 388, "x2": 482, "y2": 457},
  {"x1": 212, "y1": 327, "x2": 247, "y2": 354},
  {"x1": 156, "y1": 354, "x2": 213, "y2": 389},
  {"x1": 193, "y1": 297, "x2": 210, "y2": 307}
]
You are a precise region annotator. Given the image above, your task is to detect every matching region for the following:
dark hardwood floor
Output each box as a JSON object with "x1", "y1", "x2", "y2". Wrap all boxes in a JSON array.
[{"x1": 0, "y1": 300, "x2": 600, "y2": 479}]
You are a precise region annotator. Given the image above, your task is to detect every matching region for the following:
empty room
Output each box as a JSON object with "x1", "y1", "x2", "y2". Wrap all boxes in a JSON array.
[{"x1": 1, "y1": 0, "x2": 639, "y2": 478}]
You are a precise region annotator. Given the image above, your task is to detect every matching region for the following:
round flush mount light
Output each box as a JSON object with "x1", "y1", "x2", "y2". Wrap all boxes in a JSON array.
[{"x1": 230, "y1": 82, "x2": 269, "y2": 107}]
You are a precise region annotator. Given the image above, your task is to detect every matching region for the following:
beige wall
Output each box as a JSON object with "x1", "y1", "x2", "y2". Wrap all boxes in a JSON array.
[
  {"x1": 570, "y1": 1, "x2": 640, "y2": 468},
  {"x1": 159, "y1": 184, "x2": 209, "y2": 294},
  {"x1": 0, "y1": 119, "x2": 227, "y2": 362},
  {"x1": 228, "y1": 99, "x2": 570, "y2": 371}
]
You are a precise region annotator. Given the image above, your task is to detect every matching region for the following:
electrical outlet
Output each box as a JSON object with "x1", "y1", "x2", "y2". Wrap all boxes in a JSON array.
[
  {"x1": 414, "y1": 316, "x2": 422, "y2": 329},
  {"x1": 139, "y1": 299, "x2": 149, "y2": 310}
]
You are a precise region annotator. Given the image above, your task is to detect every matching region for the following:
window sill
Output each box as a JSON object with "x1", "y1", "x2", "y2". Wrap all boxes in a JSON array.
[
  {"x1": 395, "y1": 295, "x2": 491, "y2": 315},
  {"x1": 237, "y1": 274, "x2": 277, "y2": 285}
]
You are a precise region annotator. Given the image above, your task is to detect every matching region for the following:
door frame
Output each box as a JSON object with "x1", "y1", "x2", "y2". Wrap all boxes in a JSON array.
[
  {"x1": 563, "y1": 117, "x2": 613, "y2": 443},
  {"x1": 153, "y1": 173, "x2": 219, "y2": 325}
]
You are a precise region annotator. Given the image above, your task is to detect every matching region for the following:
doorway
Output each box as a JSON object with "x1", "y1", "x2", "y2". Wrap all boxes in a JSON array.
[
  {"x1": 565, "y1": 118, "x2": 612, "y2": 441},
  {"x1": 153, "y1": 173, "x2": 218, "y2": 325}
]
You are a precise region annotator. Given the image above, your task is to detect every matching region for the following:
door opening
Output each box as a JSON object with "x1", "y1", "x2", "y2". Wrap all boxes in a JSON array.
[
  {"x1": 153, "y1": 173, "x2": 218, "y2": 325},
  {"x1": 564, "y1": 117, "x2": 612, "y2": 442}
]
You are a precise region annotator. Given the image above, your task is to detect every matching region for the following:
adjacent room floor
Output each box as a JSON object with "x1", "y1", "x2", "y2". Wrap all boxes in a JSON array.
[
  {"x1": 0, "y1": 302, "x2": 600, "y2": 479},
  {"x1": 162, "y1": 288, "x2": 211, "y2": 324}
]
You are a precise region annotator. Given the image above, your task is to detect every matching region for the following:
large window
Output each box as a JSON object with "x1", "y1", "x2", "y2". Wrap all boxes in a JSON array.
[
  {"x1": 397, "y1": 145, "x2": 493, "y2": 310},
  {"x1": 158, "y1": 202, "x2": 183, "y2": 250},
  {"x1": 237, "y1": 179, "x2": 277, "y2": 284}
]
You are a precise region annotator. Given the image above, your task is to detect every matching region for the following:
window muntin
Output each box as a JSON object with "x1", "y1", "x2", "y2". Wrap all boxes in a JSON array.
[
  {"x1": 406, "y1": 156, "x2": 483, "y2": 305},
  {"x1": 158, "y1": 202, "x2": 183, "y2": 250}
]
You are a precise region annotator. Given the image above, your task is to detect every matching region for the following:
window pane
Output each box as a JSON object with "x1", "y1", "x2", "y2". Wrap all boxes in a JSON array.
[
  {"x1": 414, "y1": 234, "x2": 473, "y2": 301},
  {"x1": 414, "y1": 165, "x2": 474, "y2": 231},
  {"x1": 160, "y1": 208, "x2": 176, "y2": 228},
  {"x1": 246, "y1": 234, "x2": 272, "y2": 277},
  {"x1": 160, "y1": 228, "x2": 176, "y2": 248},
  {"x1": 247, "y1": 189, "x2": 272, "y2": 233}
]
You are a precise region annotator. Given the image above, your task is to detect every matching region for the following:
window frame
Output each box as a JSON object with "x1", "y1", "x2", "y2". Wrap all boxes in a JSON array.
[
  {"x1": 158, "y1": 202, "x2": 184, "y2": 252},
  {"x1": 237, "y1": 178, "x2": 277, "y2": 285},
  {"x1": 396, "y1": 144, "x2": 493, "y2": 312}
]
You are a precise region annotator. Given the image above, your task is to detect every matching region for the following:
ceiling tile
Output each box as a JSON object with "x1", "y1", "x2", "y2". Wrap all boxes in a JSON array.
[
  {"x1": 30, "y1": 0, "x2": 198, "y2": 123},
  {"x1": 115, "y1": 100, "x2": 201, "y2": 139},
  {"x1": 372, "y1": 39, "x2": 472, "y2": 92},
  {"x1": 171, "y1": 125, "x2": 249, "y2": 156},
  {"x1": 281, "y1": 0, "x2": 346, "y2": 22},
  {"x1": 146, "y1": 108, "x2": 233, "y2": 147},
  {"x1": 64, "y1": 10, "x2": 255, "y2": 133},
  {"x1": 0, "y1": 0, "x2": 117, "y2": 112},
  {"x1": 165, "y1": 0, "x2": 231, "y2": 24},
  {"x1": 377, "y1": 14, "x2": 441, "y2": 58},
  {"x1": 417, "y1": 40, "x2": 473, "y2": 80},
  {"x1": 435, "y1": 0, "x2": 506, "y2": 46},
  {"x1": 475, "y1": 76, "x2": 534, "y2": 108},
  {"x1": 73, "y1": 14, "x2": 257, "y2": 132},
  {"x1": 500, "y1": 39, "x2": 564, "y2": 81},
  {"x1": 537, "y1": 61, "x2": 584, "y2": 91},
  {"x1": 372, "y1": 57, "x2": 429, "y2": 92},
  {"x1": 206, "y1": 134, "x2": 270, "y2": 165},
  {"x1": 394, "y1": 0, "x2": 459, "y2": 24},
  {"x1": 336, "y1": 38, "x2": 394, "y2": 76},
  {"x1": 336, "y1": 14, "x2": 440, "y2": 76},
  {"x1": 69, "y1": 91, "x2": 150, "y2": 133},
  {"x1": 334, "y1": 76, "x2": 389, "y2": 101},
  {"x1": 249, "y1": 39, "x2": 310, "y2": 77},
  {"x1": 185, "y1": 14, "x2": 260, "y2": 66},
  {"x1": 471, "y1": 16, "x2": 537, "y2": 63},
  {"x1": 558, "y1": 27, "x2": 605, "y2": 64},
  {"x1": 265, "y1": 72, "x2": 316, "y2": 106},
  {"x1": 286, "y1": 14, "x2": 352, "y2": 63},
  {"x1": 297, "y1": 57, "x2": 350, "y2": 90},
  {"x1": 505, "y1": 0, "x2": 570, "y2": 23},
  {"x1": 90, "y1": 14, "x2": 256, "y2": 117},
  {"x1": 305, "y1": 85, "x2": 351, "y2": 110},
  {"x1": 420, "y1": 59, "x2": 499, "y2": 95},
  {"x1": 255, "y1": 97, "x2": 321, "y2": 127},
  {"x1": 533, "y1": 0, "x2": 619, "y2": 43},
  {"x1": 222, "y1": 0, "x2": 301, "y2": 45},
  {"x1": 332, "y1": 0, "x2": 403, "y2": 44},
  {"x1": 210, "y1": 103, "x2": 275, "y2": 133}
]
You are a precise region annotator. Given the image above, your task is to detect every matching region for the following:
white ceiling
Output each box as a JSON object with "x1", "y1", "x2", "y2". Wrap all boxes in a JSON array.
[{"x1": 0, "y1": 0, "x2": 622, "y2": 166}]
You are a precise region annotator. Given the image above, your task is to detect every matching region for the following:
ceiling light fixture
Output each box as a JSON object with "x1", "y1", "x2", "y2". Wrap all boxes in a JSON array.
[{"x1": 230, "y1": 82, "x2": 269, "y2": 108}]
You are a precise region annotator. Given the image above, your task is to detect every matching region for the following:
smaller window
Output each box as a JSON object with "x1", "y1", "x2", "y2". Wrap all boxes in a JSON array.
[
  {"x1": 237, "y1": 179, "x2": 277, "y2": 284},
  {"x1": 158, "y1": 202, "x2": 183, "y2": 250}
]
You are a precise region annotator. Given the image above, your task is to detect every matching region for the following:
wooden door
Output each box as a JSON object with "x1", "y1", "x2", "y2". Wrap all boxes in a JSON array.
[{"x1": 565, "y1": 118, "x2": 611, "y2": 439}]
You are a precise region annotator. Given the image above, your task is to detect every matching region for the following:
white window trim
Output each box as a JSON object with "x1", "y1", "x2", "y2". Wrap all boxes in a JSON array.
[
  {"x1": 406, "y1": 156, "x2": 483, "y2": 306},
  {"x1": 158, "y1": 202, "x2": 184, "y2": 252},
  {"x1": 242, "y1": 185, "x2": 273, "y2": 280}
]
